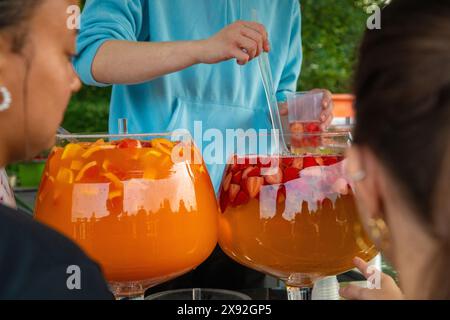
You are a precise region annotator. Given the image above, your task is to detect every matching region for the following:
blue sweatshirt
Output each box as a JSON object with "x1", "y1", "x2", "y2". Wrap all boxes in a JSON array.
[{"x1": 74, "y1": 0, "x2": 302, "y2": 191}]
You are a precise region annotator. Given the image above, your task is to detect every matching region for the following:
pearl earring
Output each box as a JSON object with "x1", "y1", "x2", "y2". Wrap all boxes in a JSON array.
[
  {"x1": 350, "y1": 170, "x2": 367, "y2": 182},
  {"x1": 0, "y1": 86, "x2": 12, "y2": 112}
]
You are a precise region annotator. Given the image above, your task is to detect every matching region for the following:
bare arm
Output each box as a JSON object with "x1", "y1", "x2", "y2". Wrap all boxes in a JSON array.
[
  {"x1": 91, "y1": 21, "x2": 270, "y2": 85},
  {"x1": 92, "y1": 40, "x2": 204, "y2": 84}
]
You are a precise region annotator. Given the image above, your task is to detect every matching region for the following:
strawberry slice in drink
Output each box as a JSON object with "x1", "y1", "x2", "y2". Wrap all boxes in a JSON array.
[
  {"x1": 257, "y1": 156, "x2": 274, "y2": 168},
  {"x1": 230, "y1": 164, "x2": 244, "y2": 173},
  {"x1": 283, "y1": 167, "x2": 300, "y2": 182},
  {"x1": 242, "y1": 166, "x2": 261, "y2": 179},
  {"x1": 315, "y1": 157, "x2": 324, "y2": 166},
  {"x1": 290, "y1": 122, "x2": 304, "y2": 134},
  {"x1": 140, "y1": 141, "x2": 152, "y2": 148},
  {"x1": 222, "y1": 172, "x2": 232, "y2": 192},
  {"x1": 241, "y1": 166, "x2": 254, "y2": 179},
  {"x1": 304, "y1": 122, "x2": 321, "y2": 133},
  {"x1": 264, "y1": 168, "x2": 283, "y2": 185},
  {"x1": 219, "y1": 192, "x2": 229, "y2": 213},
  {"x1": 303, "y1": 156, "x2": 319, "y2": 169},
  {"x1": 290, "y1": 121, "x2": 322, "y2": 147},
  {"x1": 233, "y1": 191, "x2": 250, "y2": 206},
  {"x1": 291, "y1": 158, "x2": 303, "y2": 169},
  {"x1": 230, "y1": 156, "x2": 250, "y2": 173},
  {"x1": 281, "y1": 157, "x2": 294, "y2": 168},
  {"x1": 323, "y1": 156, "x2": 339, "y2": 166},
  {"x1": 117, "y1": 139, "x2": 142, "y2": 149},
  {"x1": 232, "y1": 171, "x2": 243, "y2": 184},
  {"x1": 245, "y1": 177, "x2": 264, "y2": 198},
  {"x1": 229, "y1": 184, "x2": 240, "y2": 203}
]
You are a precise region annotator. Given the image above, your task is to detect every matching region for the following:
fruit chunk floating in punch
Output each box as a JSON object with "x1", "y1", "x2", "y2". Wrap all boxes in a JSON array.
[
  {"x1": 219, "y1": 155, "x2": 344, "y2": 212},
  {"x1": 290, "y1": 121, "x2": 322, "y2": 148},
  {"x1": 116, "y1": 139, "x2": 142, "y2": 149},
  {"x1": 42, "y1": 138, "x2": 205, "y2": 202}
]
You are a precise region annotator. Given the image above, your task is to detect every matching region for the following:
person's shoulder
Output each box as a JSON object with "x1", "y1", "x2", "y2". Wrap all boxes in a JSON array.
[
  {"x1": 0, "y1": 205, "x2": 86, "y2": 262},
  {"x1": 269, "y1": 0, "x2": 300, "y2": 15},
  {"x1": 0, "y1": 205, "x2": 112, "y2": 299},
  {"x1": 273, "y1": 0, "x2": 298, "y2": 6}
]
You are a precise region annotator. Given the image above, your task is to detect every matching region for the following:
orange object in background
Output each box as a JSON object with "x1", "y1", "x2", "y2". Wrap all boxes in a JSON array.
[
  {"x1": 332, "y1": 94, "x2": 355, "y2": 118},
  {"x1": 35, "y1": 137, "x2": 218, "y2": 293}
]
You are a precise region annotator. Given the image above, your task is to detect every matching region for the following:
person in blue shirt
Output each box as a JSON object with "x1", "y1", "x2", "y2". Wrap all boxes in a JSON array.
[
  {"x1": 74, "y1": 0, "x2": 333, "y2": 192},
  {"x1": 74, "y1": 0, "x2": 333, "y2": 291}
]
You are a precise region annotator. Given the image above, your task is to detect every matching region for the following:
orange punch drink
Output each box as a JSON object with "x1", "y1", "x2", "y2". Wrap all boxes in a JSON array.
[{"x1": 35, "y1": 133, "x2": 218, "y2": 298}]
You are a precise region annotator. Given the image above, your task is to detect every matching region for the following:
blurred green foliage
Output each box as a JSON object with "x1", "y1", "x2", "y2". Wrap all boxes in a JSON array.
[
  {"x1": 299, "y1": 0, "x2": 367, "y2": 92},
  {"x1": 62, "y1": 85, "x2": 111, "y2": 134},
  {"x1": 64, "y1": 0, "x2": 380, "y2": 133}
]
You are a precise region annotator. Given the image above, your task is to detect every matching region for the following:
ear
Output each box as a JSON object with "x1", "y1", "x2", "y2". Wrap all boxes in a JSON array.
[{"x1": 346, "y1": 145, "x2": 385, "y2": 222}]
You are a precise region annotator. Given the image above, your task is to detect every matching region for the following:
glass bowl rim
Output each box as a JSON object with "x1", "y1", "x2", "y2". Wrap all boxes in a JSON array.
[
  {"x1": 56, "y1": 132, "x2": 178, "y2": 140},
  {"x1": 56, "y1": 131, "x2": 352, "y2": 140}
]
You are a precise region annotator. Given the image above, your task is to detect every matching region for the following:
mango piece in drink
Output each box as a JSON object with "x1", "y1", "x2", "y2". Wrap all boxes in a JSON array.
[
  {"x1": 75, "y1": 161, "x2": 99, "y2": 182},
  {"x1": 56, "y1": 167, "x2": 74, "y2": 184},
  {"x1": 61, "y1": 143, "x2": 85, "y2": 160}
]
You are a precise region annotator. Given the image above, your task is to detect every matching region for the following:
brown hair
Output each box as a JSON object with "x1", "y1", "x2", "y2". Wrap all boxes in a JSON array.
[
  {"x1": 431, "y1": 142, "x2": 450, "y2": 299},
  {"x1": 353, "y1": 0, "x2": 450, "y2": 299},
  {"x1": 0, "y1": 0, "x2": 42, "y2": 52}
]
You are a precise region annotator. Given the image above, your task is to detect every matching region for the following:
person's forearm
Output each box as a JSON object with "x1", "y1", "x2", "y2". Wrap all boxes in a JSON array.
[
  {"x1": 91, "y1": 20, "x2": 271, "y2": 84},
  {"x1": 91, "y1": 40, "x2": 205, "y2": 84}
]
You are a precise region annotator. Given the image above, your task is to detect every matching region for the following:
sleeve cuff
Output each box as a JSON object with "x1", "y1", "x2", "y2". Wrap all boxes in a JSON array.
[
  {"x1": 74, "y1": 38, "x2": 112, "y2": 88},
  {"x1": 276, "y1": 90, "x2": 293, "y2": 103}
]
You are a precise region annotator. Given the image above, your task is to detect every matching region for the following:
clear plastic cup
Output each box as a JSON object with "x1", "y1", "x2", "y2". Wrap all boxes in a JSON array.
[
  {"x1": 287, "y1": 92, "x2": 325, "y2": 153},
  {"x1": 287, "y1": 92, "x2": 324, "y2": 128}
]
